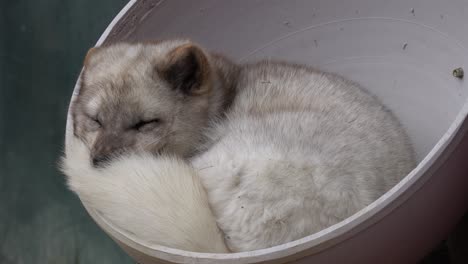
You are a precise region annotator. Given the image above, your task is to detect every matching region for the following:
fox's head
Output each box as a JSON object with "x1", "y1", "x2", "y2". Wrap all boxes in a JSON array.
[{"x1": 72, "y1": 40, "x2": 230, "y2": 167}]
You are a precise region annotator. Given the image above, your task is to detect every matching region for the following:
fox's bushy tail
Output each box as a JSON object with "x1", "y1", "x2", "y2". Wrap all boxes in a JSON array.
[{"x1": 60, "y1": 137, "x2": 229, "y2": 253}]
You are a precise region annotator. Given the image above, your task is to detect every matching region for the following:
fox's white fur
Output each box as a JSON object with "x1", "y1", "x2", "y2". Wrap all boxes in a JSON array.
[
  {"x1": 62, "y1": 40, "x2": 416, "y2": 253},
  {"x1": 61, "y1": 137, "x2": 229, "y2": 253}
]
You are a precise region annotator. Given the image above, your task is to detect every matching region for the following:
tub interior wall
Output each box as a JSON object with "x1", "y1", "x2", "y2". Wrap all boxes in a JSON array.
[{"x1": 110, "y1": 0, "x2": 468, "y2": 160}]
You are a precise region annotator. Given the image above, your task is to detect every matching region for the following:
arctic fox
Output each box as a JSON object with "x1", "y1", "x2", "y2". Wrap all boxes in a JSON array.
[{"x1": 61, "y1": 39, "x2": 415, "y2": 253}]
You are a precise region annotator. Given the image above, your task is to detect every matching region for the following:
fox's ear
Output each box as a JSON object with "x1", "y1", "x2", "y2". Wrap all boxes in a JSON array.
[
  {"x1": 156, "y1": 43, "x2": 212, "y2": 95},
  {"x1": 83, "y1": 47, "x2": 101, "y2": 67}
]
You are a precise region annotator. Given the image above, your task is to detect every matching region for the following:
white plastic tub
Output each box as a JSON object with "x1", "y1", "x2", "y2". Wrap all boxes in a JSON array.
[{"x1": 65, "y1": 0, "x2": 468, "y2": 263}]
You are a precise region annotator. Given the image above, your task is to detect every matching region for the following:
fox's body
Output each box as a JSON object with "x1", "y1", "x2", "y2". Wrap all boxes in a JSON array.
[{"x1": 61, "y1": 40, "x2": 415, "y2": 253}]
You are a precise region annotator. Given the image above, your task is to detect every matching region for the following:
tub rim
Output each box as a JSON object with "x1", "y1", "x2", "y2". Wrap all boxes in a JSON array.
[{"x1": 64, "y1": 0, "x2": 468, "y2": 262}]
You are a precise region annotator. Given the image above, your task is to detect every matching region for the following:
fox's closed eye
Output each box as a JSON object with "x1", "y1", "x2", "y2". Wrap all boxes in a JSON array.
[
  {"x1": 86, "y1": 116, "x2": 102, "y2": 131},
  {"x1": 92, "y1": 117, "x2": 102, "y2": 126},
  {"x1": 132, "y1": 119, "x2": 161, "y2": 131}
]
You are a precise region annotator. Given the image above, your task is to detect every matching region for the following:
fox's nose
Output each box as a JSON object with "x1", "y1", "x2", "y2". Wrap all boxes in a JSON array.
[
  {"x1": 91, "y1": 133, "x2": 124, "y2": 167},
  {"x1": 92, "y1": 154, "x2": 109, "y2": 167}
]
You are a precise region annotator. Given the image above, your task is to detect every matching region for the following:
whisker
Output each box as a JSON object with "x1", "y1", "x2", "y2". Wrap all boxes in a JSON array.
[
  {"x1": 198, "y1": 165, "x2": 214, "y2": 171},
  {"x1": 143, "y1": 131, "x2": 176, "y2": 149}
]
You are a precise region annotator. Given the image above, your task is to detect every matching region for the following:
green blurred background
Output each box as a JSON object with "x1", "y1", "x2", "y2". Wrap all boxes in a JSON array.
[
  {"x1": 1, "y1": 0, "x2": 132, "y2": 263},
  {"x1": 0, "y1": 0, "x2": 460, "y2": 263}
]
